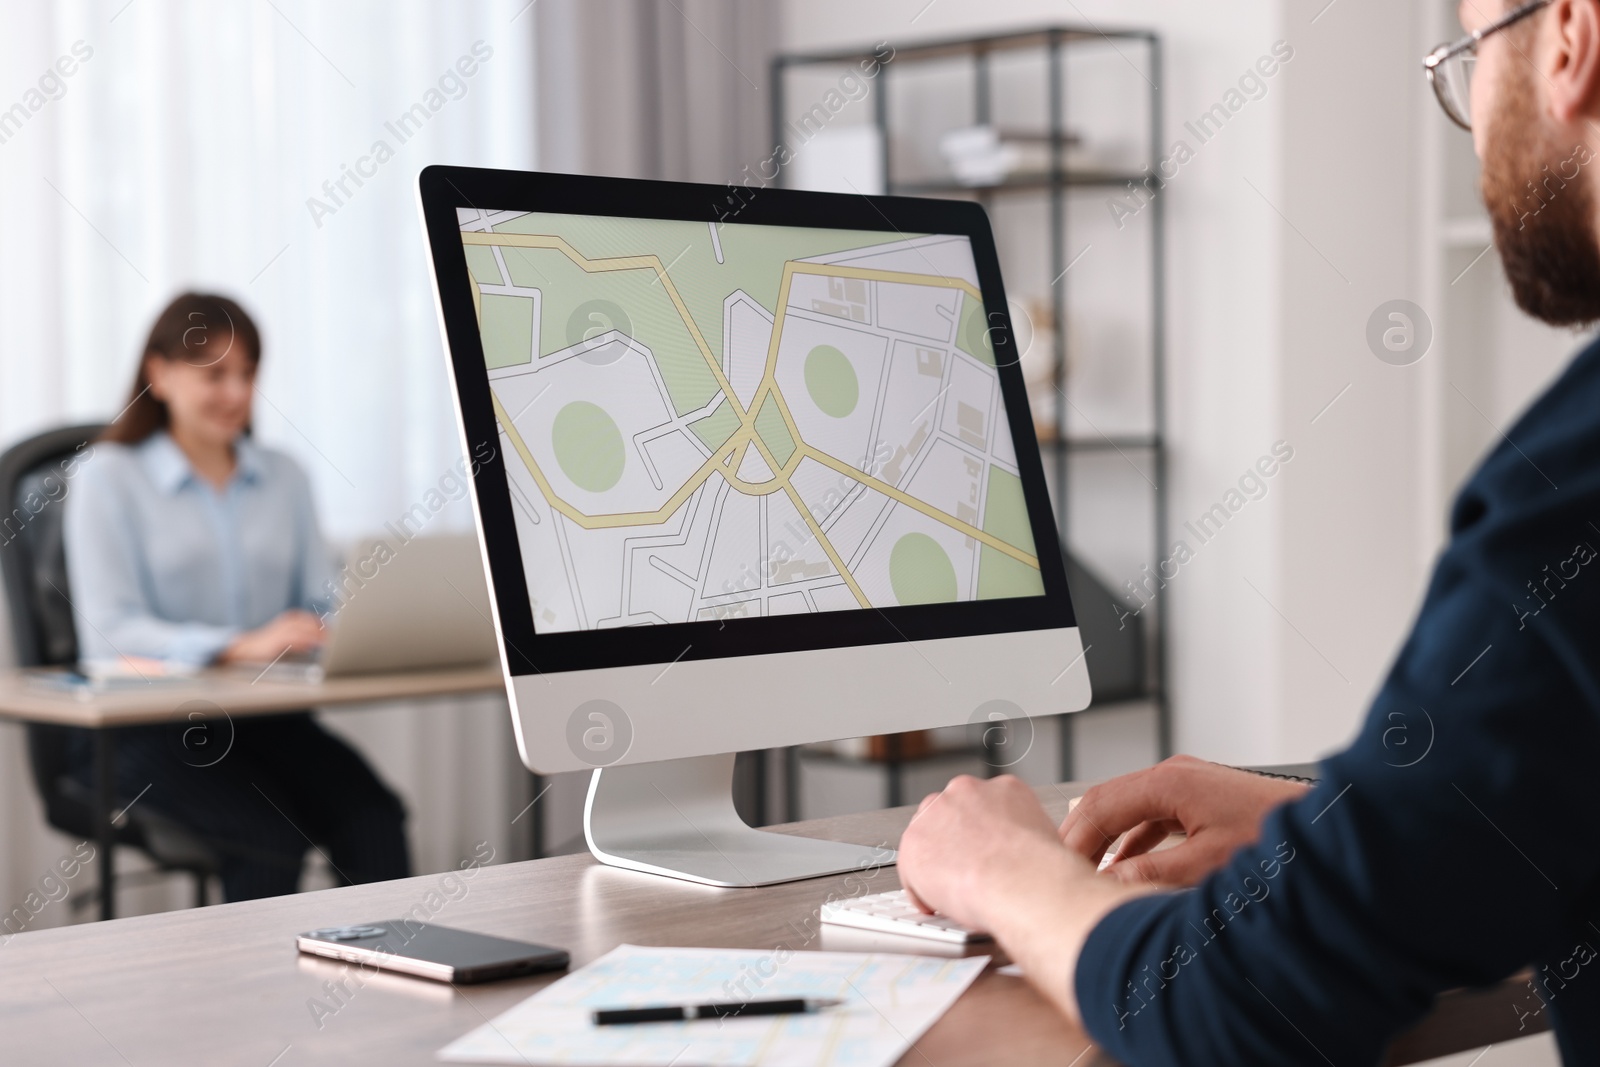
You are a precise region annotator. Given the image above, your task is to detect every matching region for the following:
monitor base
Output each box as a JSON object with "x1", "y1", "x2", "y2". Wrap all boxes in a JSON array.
[{"x1": 583, "y1": 753, "x2": 897, "y2": 887}]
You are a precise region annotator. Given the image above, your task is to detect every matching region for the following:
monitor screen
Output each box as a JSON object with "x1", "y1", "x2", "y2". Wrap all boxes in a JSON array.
[{"x1": 454, "y1": 208, "x2": 1045, "y2": 635}]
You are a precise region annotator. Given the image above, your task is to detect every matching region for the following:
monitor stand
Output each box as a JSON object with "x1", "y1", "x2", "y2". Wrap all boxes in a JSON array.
[{"x1": 583, "y1": 753, "x2": 896, "y2": 887}]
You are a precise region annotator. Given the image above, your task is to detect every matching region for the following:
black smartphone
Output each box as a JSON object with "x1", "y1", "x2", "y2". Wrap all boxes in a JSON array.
[{"x1": 296, "y1": 921, "x2": 569, "y2": 984}]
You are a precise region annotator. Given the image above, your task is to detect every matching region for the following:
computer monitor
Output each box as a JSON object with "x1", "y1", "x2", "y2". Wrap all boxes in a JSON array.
[{"x1": 418, "y1": 166, "x2": 1091, "y2": 887}]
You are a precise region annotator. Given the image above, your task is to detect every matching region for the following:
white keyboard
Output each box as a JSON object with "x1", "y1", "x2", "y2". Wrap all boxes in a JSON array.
[
  {"x1": 820, "y1": 890, "x2": 991, "y2": 944},
  {"x1": 821, "y1": 850, "x2": 1123, "y2": 944}
]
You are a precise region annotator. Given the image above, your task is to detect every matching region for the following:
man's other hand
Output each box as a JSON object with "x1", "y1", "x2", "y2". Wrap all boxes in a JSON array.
[{"x1": 1059, "y1": 755, "x2": 1311, "y2": 888}]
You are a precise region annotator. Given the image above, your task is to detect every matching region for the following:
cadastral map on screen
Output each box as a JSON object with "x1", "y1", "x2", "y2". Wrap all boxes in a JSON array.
[{"x1": 457, "y1": 209, "x2": 1043, "y2": 633}]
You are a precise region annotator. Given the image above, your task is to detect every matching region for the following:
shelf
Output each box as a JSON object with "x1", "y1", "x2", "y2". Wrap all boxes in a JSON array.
[
  {"x1": 797, "y1": 692, "x2": 1162, "y2": 769},
  {"x1": 974, "y1": 128, "x2": 1085, "y2": 146},
  {"x1": 798, "y1": 746, "x2": 988, "y2": 768},
  {"x1": 890, "y1": 171, "x2": 1158, "y2": 197},
  {"x1": 775, "y1": 24, "x2": 1158, "y2": 69}
]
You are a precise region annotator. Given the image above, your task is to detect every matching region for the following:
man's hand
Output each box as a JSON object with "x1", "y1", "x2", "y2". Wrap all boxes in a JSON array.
[
  {"x1": 1059, "y1": 755, "x2": 1310, "y2": 887},
  {"x1": 898, "y1": 774, "x2": 1067, "y2": 931},
  {"x1": 898, "y1": 775, "x2": 1154, "y2": 1026},
  {"x1": 219, "y1": 609, "x2": 325, "y2": 665}
]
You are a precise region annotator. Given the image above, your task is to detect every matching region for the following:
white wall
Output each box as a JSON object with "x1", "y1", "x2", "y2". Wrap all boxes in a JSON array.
[{"x1": 1266, "y1": 0, "x2": 1431, "y2": 761}]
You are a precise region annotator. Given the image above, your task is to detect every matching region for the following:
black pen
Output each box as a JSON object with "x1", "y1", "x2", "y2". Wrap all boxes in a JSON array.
[{"x1": 593, "y1": 996, "x2": 841, "y2": 1025}]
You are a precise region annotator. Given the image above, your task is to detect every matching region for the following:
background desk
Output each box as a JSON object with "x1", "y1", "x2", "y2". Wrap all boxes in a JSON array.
[
  {"x1": 0, "y1": 784, "x2": 1548, "y2": 1066},
  {"x1": 0, "y1": 665, "x2": 506, "y2": 919}
]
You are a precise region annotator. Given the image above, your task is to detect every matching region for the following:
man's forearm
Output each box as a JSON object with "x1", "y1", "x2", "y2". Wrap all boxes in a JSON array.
[{"x1": 979, "y1": 843, "x2": 1158, "y2": 1026}]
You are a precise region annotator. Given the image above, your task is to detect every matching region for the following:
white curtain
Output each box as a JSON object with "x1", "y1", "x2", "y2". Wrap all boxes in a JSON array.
[
  {"x1": 0, "y1": 0, "x2": 539, "y2": 921},
  {"x1": 534, "y1": 0, "x2": 775, "y2": 184}
]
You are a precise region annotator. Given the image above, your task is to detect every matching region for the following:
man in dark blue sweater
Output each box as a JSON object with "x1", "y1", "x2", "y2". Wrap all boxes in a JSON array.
[{"x1": 898, "y1": 0, "x2": 1600, "y2": 1062}]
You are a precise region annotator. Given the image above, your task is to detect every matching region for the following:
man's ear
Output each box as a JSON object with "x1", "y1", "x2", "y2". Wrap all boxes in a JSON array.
[{"x1": 1547, "y1": 0, "x2": 1600, "y2": 123}]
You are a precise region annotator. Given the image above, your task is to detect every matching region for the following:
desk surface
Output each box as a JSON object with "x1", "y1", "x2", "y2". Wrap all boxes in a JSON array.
[
  {"x1": 0, "y1": 664, "x2": 506, "y2": 727},
  {"x1": 0, "y1": 784, "x2": 1544, "y2": 1066}
]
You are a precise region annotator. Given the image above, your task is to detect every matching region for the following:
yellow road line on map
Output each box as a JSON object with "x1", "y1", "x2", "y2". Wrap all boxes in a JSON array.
[
  {"x1": 799, "y1": 445, "x2": 1039, "y2": 569},
  {"x1": 787, "y1": 260, "x2": 983, "y2": 303},
  {"x1": 780, "y1": 483, "x2": 870, "y2": 609},
  {"x1": 463, "y1": 230, "x2": 747, "y2": 423}
]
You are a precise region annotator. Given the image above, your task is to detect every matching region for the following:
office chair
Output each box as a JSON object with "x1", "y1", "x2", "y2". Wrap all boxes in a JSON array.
[{"x1": 0, "y1": 423, "x2": 220, "y2": 909}]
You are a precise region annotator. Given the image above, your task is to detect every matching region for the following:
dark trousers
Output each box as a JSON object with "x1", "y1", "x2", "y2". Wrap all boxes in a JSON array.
[{"x1": 72, "y1": 713, "x2": 410, "y2": 902}]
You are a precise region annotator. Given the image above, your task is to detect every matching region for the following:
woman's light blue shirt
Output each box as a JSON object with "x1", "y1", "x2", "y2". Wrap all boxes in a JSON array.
[{"x1": 63, "y1": 431, "x2": 335, "y2": 666}]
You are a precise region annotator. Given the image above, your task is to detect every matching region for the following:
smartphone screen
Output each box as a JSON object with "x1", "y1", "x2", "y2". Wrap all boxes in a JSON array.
[{"x1": 297, "y1": 921, "x2": 569, "y2": 984}]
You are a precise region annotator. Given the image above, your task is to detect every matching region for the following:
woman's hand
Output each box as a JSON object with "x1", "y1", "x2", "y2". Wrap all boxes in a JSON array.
[
  {"x1": 219, "y1": 609, "x2": 326, "y2": 664},
  {"x1": 1058, "y1": 755, "x2": 1311, "y2": 888}
]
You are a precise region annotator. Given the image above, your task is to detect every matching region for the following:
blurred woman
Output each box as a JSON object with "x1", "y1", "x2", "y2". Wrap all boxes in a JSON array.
[{"x1": 64, "y1": 292, "x2": 410, "y2": 901}]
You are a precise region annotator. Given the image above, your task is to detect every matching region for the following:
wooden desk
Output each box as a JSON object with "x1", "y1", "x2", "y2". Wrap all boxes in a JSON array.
[
  {"x1": 0, "y1": 665, "x2": 506, "y2": 727},
  {"x1": 0, "y1": 784, "x2": 1547, "y2": 1066},
  {"x1": 0, "y1": 665, "x2": 505, "y2": 919}
]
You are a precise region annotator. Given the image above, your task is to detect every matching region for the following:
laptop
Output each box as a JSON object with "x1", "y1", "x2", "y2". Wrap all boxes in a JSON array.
[{"x1": 257, "y1": 532, "x2": 499, "y2": 682}]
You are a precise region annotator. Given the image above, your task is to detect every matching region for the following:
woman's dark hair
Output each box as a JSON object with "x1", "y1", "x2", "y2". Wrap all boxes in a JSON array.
[{"x1": 101, "y1": 292, "x2": 262, "y2": 445}]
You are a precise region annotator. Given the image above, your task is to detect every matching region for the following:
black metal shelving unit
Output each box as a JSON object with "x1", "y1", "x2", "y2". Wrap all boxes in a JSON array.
[{"x1": 769, "y1": 25, "x2": 1169, "y2": 819}]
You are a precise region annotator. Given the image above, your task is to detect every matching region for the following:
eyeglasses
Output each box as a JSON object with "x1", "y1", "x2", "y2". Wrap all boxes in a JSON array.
[{"x1": 1424, "y1": 0, "x2": 1551, "y2": 130}]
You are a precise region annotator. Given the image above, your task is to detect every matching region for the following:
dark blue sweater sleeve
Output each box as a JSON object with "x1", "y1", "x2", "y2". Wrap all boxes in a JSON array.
[{"x1": 1076, "y1": 343, "x2": 1600, "y2": 1065}]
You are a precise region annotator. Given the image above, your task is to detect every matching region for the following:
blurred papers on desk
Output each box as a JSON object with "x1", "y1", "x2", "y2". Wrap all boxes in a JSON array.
[
  {"x1": 25, "y1": 659, "x2": 198, "y2": 698},
  {"x1": 438, "y1": 943, "x2": 988, "y2": 1066}
]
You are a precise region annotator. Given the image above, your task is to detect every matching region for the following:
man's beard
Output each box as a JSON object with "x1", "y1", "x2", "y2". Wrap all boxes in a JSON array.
[{"x1": 1482, "y1": 65, "x2": 1600, "y2": 326}]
